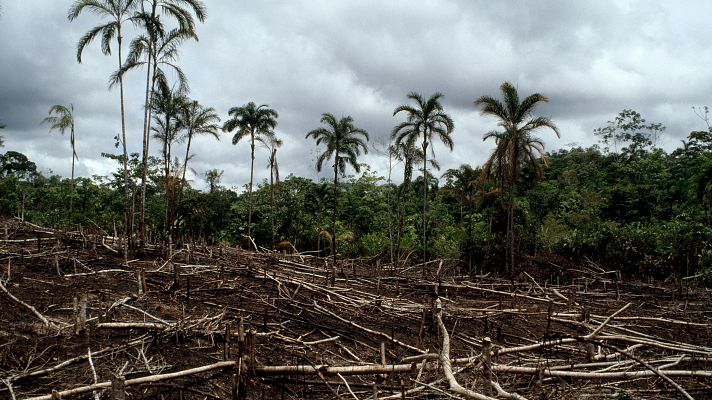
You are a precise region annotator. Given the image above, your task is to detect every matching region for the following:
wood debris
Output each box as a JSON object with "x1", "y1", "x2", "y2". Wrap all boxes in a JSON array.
[{"x1": 0, "y1": 217, "x2": 711, "y2": 399}]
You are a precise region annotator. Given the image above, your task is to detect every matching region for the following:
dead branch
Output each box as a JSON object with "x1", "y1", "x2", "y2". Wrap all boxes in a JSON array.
[
  {"x1": 96, "y1": 322, "x2": 169, "y2": 330},
  {"x1": 25, "y1": 361, "x2": 237, "y2": 400},
  {"x1": 0, "y1": 279, "x2": 57, "y2": 329},
  {"x1": 433, "y1": 298, "x2": 501, "y2": 400},
  {"x1": 581, "y1": 338, "x2": 695, "y2": 400},
  {"x1": 584, "y1": 302, "x2": 631, "y2": 340}
]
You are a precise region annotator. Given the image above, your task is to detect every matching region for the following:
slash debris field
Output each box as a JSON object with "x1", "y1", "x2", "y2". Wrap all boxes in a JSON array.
[{"x1": 1, "y1": 218, "x2": 711, "y2": 400}]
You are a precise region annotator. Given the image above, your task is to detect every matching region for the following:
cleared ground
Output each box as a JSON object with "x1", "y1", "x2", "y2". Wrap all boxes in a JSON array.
[{"x1": 1, "y1": 217, "x2": 711, "y2": 399}]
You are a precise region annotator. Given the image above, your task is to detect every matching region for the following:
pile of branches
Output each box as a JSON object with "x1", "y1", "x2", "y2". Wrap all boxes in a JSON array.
[{"x1": 0, "y1": 217, "x2": 711, "y2": 399}]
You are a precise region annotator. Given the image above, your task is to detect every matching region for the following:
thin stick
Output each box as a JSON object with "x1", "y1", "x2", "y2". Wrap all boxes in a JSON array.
[
  {"x1": 585, "y1": 302, "x2": 631, "y2": 339},
  {"x1": 87, "y1": 348, "x2": 100, "y2": 400},
  {"x1": 1, "y1": 378, "x2": 16, "y2": 400},
  {"x1": 337, "y1": 373, "x2": 361, "y2": 400},
  {"x1": 26, "y1": 361, "x2": 237, "y2": 400},
  {"x1": 583, "y1": 338, "x2": 694, "y2": 400},
  {"x1": 0, "y1": 279, "x2": 55, "y2": 328}
]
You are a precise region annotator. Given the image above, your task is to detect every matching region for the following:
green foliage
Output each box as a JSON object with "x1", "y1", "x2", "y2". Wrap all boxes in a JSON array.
[
  {"x1": 593, "y1": 109, "x2": 665, "y2": 159},
  {"x1": 3, "y1": 99, "x2": 712, "y2": 283}
]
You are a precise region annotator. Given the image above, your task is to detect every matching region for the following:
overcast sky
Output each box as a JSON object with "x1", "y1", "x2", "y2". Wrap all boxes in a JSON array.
[{"x1": 1, "y1": 0, "x2": 711, "y2": 191}]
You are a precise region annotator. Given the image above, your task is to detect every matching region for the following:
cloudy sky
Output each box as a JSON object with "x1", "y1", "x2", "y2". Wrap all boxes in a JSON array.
[{"x1": 1, "y1": 0, "x2": 711, "y2": 190}]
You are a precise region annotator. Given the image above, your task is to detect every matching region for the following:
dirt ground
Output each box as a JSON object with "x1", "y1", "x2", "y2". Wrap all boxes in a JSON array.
[{"x1": 1, "y1": 217, "x2": 711, "y2": 399}]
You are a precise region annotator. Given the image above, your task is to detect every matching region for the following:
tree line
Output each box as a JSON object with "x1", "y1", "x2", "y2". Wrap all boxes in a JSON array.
[{"x1": 2, "y1": 104, "x2": 711, "y2": 280}]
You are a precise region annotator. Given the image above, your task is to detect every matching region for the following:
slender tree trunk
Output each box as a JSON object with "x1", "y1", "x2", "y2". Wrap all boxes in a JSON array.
[
  {"x1": 163, "y1": 118, "x2": 171, "y2": 249},
  {"x1": 422, "y1": 138, "x2": 428, "y2": 267},
  {"x1": 508, "y1": 182, "x2": 515, "y2": 274},
  {"x1": 386, "y1": 149, "x2": 394, "y2": 267},
  {"x1": 332, "y1": 162, "x2": 338, "y2": 267},
  {"x1": 141, "y1": 62, "x2": 158, "y2": 244},
  {"x1": 117, "y1": 25, "x2": 130, "y2": 264},
  {"x1": 139, "y1": 46, "x2": 153, "y2": 247},
  {"x1": 69, "y1": 124, "x2": 75, "y2": 226},
  {"x1": 508, "y1": 140, "x2": 519, "y2": 275},
  {"x1": 316, "y1": 210, "x2": 321, "y2": 256},
  {"x1": 177, "y1": 132, "x2": 193, "y2": 220},
  {"x1": 270, "y1": 150, "x2": 276, "y2": 250},
  {"x1": 140, "y1": 0, "x2": 159, "y2": 245},
  {"x1": 181, "y1": 134, "x2": 192, "y2": 190},
  {"x1": 248, "y1": 131, "x2": 255, "y2": 245}
]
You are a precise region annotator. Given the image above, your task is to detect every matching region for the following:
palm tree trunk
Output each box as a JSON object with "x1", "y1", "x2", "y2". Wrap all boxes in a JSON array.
[
  {"x1": 422, "y1": 138, "x2": 428, "y2": 268},
  {"x1": 141, "y1": 0, "x2": 160, "y2": 245},
  {"x1": 70, "y1": 125, "x2": 75, "y2": 226},
  {"x1": 139, "y1": 45, "x2": 153, "y2": 247},
  {"x1": 508, "y1": 141, "x2": 519, "y2": 275},
  {"x1": 248, "y1": 132, "x2": 255, "y2": 246},
  {"x1": 163, "y1": 119, "x2": 171, "y2": 247},
  {"x1": 270, "y1": 152, "x2": 276, "y2": 250},
  {"x1": 179, "y1": 132, "x2": 193, "y2": 208},
  {"x1": 117, "y1": 25, "x2": 130, "y2": 263},
  {"x1": 316, "y1": 213, "x2": 321, "y2": 256},
  {"x1": 332, "y1": 162, "x2": 338, "y2": 267},
  {"x1": 386, "y1": 150, "x2": 394, "y2": 267},
  {"x1": 395, "y1": 188, "x2": 403, "y2": 263},
  {"x1": 507, "y1": 183, "x2": 515, "y2": 274}
]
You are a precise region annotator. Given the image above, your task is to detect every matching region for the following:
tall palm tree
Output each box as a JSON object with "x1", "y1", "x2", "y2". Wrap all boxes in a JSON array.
[
  {"x1": 132, "y1": 0, "x2": 206, "y2": 245},
  {"x1": 474, "y1": 81, "x2": 559, "y2": 274},
  {"x1": 306, "y1": 113, "x2": 369, "y2": 265},
  {"x1": 42, "y1": 104, "x2": 78, "y2": 224},
  {"x1": 392, "y1": 92, "x2": 454, "y2": 264},
  {"x1": 258, "y1": 132, "x2": 283, "y2": 250},
  {"x1": 179, "y1": 100, "x2": 220, "y2": 190},
  {"x1": 69, "y1": 0, "x2": 139, "y2": 253},
  {"x1": 222, "y1": 102, "x2": 279, "y2": 245}
]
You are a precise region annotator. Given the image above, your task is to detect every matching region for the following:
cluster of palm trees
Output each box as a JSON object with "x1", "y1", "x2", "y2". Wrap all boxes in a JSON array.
[
  {"x1": 56, "y1": 2, "x2": 558, "y2": 271},
  {"x1": 300, "y1": 83, "x2": 557, "y2": 269},
  {"x1": 149, "y1": 83, "x2": 220, "y2": 247},
  {"x1": 65, "y1": 0, "x2": 207, "y2": 259}
]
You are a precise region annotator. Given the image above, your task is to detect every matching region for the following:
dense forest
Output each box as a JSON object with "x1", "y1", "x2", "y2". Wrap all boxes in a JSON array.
[{"x1": 0, "y1": 0, "x2": 710, "y2": 283}]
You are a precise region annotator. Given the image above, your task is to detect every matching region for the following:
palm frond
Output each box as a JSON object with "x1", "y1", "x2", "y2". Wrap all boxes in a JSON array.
[
  {"x1": 75, "y1": 22, "x2": 111, "y2": 62},
  {"x1": 100, "y1": 21, "x2": 117, "y2": 55},
  {"x1": 68, "y1": 0, "x2": 111, "y2": 21}
]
